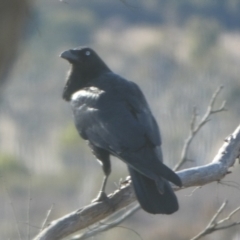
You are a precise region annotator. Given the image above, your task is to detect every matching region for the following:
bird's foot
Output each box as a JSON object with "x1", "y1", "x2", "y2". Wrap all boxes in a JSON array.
[
  {"x1": 91, "y1": 191, "x2": 115, "y2": 211},
  {"x1": 91, "y1": 191, "x2": 109, "y2": 203}
]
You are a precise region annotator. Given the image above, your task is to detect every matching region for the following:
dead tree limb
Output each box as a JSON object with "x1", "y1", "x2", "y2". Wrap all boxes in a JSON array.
[{"x1": 33, "y1": 124, "x2": 240, "y2": 240}]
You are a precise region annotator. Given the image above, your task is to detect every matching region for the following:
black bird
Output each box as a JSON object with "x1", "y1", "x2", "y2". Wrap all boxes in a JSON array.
[{"x1": 60, "y1": 47, "x2": 182, "y2": 214}]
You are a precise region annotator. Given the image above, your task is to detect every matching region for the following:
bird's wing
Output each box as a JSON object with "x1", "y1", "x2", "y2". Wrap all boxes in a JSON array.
[
  {"x1": 71, "y1": 78, "x2": 181, "y2": 186},
  {"x1": 71, "y1": 78, "x2": 161, "y2": 155}
]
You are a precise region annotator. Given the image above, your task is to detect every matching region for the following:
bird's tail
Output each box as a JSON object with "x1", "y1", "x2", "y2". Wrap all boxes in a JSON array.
[{"x1": 128, "y1": 167, "x2": 179, "y2": 214}]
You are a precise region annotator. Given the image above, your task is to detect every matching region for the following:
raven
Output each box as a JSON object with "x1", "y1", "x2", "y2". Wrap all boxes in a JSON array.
[{"x1": 60, "y1": 47, "x2": 182, "y2": 214}]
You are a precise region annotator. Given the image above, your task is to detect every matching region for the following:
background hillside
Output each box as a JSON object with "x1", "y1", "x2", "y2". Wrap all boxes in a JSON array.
[{"x1": 0, "y1": 0, "x2": 240, "y2": 239}]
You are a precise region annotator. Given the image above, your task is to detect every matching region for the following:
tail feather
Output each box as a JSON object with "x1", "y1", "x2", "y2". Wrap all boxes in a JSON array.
[
  {"x1": 128, "y1": 167, "x2": 179, "y2": 214},
  {"x1": 157, "y1": 163, "x2": 182, "y2": 187},
  {"x1": 120, "y1": 148, "x2": 182, "y2": 188}
]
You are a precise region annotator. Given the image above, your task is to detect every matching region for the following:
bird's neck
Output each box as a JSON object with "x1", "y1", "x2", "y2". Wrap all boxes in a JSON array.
[
  {"x1": 62, "y1": 68, "x2": 85, "y2": 101},
  {"x1": 69, "y1": 66, "x2": 88, "y2": 87},
  {"x1": 62, "y1": 65, "x2": 111, "y2": 101}
]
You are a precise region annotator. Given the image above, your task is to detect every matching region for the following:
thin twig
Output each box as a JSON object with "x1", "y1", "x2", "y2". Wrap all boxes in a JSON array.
[
  {"x1": 190, "y1": 201, "x2": 240, "y2": 240},
  {"x1": 71, "y1": 181, "x2": 141, "y2": 240},
  {"x1": 71, "y1": 204, "x2": 140, "y2": 240},
  {"x1": 27, "y1": 181, "x2": 32, "y2": 240},
  {"x1": 185, "y1": 186, "x2": 201, "y2": 197},
  {"x1": 40, "y1": 204, "x2": 55, "y2": 232},
  {"x1": 219, "y1": 181, "x2": 240, "y2": 191},
  {"x1": 3, "y1": 182, "x2": 22, "y2": 240},
  {"x1": 217, "y1": 206, "x2": 240, "y2": 225},
  {"x1": 174, "y1": 86, "x2": 226, "y2": 171},
  {"x1": 20, "y1": 222, "x2": 42, "y2": 230}
]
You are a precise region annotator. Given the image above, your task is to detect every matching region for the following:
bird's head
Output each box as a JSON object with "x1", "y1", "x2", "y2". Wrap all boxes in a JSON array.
[{"x1": 60, "y1": 47, "x2": 111, "y2": 101}]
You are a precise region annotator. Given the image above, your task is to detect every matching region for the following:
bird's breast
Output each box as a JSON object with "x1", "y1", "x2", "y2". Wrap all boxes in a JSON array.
[
  {"x1": 71, "y1": 86, "x2": 105, "y2": 108},
  {"x1": 72, "y1": 87, "x2": 105, "y2": 101}
]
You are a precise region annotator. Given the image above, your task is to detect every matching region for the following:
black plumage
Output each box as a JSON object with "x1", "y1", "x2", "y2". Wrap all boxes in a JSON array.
[{"x1": 60, "y1": 47, "x2": 182, "y2": 214}]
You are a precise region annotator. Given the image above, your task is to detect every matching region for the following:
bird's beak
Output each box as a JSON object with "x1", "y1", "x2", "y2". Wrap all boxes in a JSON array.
[{"x1": 60, "y1": 49, "x2": 78, "y2": 62}]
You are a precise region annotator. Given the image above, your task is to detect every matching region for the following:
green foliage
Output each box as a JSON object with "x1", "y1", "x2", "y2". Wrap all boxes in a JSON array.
[
  {"x1": 58, "y1": 123, "x2": 89, "y2": 168},
  {"x1": 0, "y1": 153, "x2": 28, "y2": 177},
  {"x1": 59, "y1": 123, "x2": 83, "y2": 149},
  {"x1": 187, "y1": 17, "x2": 221, "y2": 61}
]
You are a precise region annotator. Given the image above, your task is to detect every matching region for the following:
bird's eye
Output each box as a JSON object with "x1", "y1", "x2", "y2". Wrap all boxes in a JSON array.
[{"x1": 85, "y1": 51, "x2": 91, "y2": 56}]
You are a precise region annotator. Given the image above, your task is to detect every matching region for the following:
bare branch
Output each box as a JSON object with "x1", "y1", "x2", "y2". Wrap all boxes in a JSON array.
[
  {"x1": 174, "y1": 86, "x2": 227, "y2": 171},
  {"x1": 33, "y1": 124, "x2": 240, "y2": 240},
  {"x1": 217, "y1": 206, "x2": 240, "y2": 225},
  {"x1": 71, "y1": 204, "x2": 140, "y2": 240},
  {"x1": 178, "y1": 124, "x2": 240, "y2": 188},
  {"x1": 3, "y1": 181, "x2": 22, "y2": 240},
  {"x1": 190, "y1": 201, "x2": 240, "y2": 240},
  {"x1": 33, "y1": 181, "x2": 136, "y2": 240},
  {"x1": 27, "y1": 182, "x2": 32, "y2": 240},
  {"x1": 40, "y1": 204, "x2": 55, "y2": 232}
]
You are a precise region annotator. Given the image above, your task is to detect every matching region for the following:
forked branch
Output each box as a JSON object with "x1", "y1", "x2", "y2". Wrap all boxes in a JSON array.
[
  {"x1": 190, "y1": 201, "x2": 240, "y2": 240},
  {"x1": 174, "y1": 86, "x2": 226, "y2": 171}
]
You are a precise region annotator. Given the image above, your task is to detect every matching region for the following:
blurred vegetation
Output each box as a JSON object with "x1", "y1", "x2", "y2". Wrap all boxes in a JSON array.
[
  {"x1": 0, "y1": 152, "x2": 28, "y2": 178},
  {"x1": 0, "y1": 0, "x2": 240, "y2": 239},
  {"x1": 187, "y1": 17, "x2": 221, "y2": 61},
  {"x1": 58, "y1": 123, "x2": 89, "y2": 168}
]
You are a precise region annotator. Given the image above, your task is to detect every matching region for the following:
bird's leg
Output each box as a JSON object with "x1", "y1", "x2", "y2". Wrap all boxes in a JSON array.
[
  {"x1": 91, "y1": 150, "x2": 111, "y2": 203},
  {"x1": 93, "y1": 173, "x2": 109, "y2": 202}
]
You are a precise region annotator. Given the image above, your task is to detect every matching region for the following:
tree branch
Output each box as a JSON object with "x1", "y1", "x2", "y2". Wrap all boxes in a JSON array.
[
  {"x1": 33, "y1": 124, "x2": 240, "y2": 240},
  {"x1": 177, "y1": 124, "x2": 240, "y2": 188},
  {"x1": 174, "y1": 86, "x2": 226, "y2": 171},
  {"x1": 190, "y1": 201, "x2": 240, "y2": 240},
  {"x1": 71, "y1": 204, "x2": 140, "y2": 240},
  {"x1": 33, "y1": 181, "x2": 135, "y2": 240},
  {"x1": 40, "y1": 204, "x2": 55, "y2": 232}
]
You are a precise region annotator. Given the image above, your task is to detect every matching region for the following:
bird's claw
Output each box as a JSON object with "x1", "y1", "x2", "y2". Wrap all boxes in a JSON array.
[
  {"x1": 91, "y1": 191, "x2": 115, "y2": 210},
  {"x1": 91, "y1": 191, "x2": 109, "y2": 203}
]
